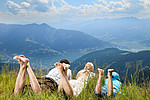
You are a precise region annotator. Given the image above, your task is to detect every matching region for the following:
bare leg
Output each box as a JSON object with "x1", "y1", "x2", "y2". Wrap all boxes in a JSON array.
[
  {"x1": 107, "y1": 69, "x2": 114, "y2": 96},
  {"x1": 26, "y1": 62, "x2": 41, "y2": 94},
  {"x1": 95, "y1": 68, "x2": 104, "y2": 94},
  {"x1": 57, "y1": 79, "x2": 63, "y2": 95},
  {"x1": 13, "y1": 55, "x2": 28, "y2": 95},
  {"x1": 55, "y1": 62, "x2": 73, "y2": 98},
  {"x1": 63, "y1": 63, "x2": 70, "y2": 76},
  {"x1": 57, "y1": 63, "x2": 70, "y2": 94}
]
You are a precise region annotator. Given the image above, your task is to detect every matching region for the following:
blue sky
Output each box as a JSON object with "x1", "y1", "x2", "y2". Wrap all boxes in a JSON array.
[{"x1": 0, "y1": 0, "x2": 150, "y2": 24}]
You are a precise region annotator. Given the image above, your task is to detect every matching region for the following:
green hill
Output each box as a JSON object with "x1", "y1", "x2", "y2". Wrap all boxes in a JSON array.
[
  {"x1": 70, "y1": 48, "x2": 150, "y2": 82},
  {"x1": 70, "y1": 48, "x2": 130, "y2": 72},
  {"x1": 0, "y1": 70, "x2": 149, "y2": 100},
  {"x1": 0, "y1": 23, "x2": 111, "y2": 65},
  {"x1": 0, "y1": 63, "x2": 19, "y2": 74}
]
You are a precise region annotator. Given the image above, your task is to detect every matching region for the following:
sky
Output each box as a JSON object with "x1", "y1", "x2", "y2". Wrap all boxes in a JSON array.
[{"x1": 0, "y1": 0, "x2": 150, "y2": 24}]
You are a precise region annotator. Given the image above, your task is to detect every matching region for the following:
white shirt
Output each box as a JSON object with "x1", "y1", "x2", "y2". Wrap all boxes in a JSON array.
[{"x1": 44, "y1": 68, "x2": 72, "y2": 84}]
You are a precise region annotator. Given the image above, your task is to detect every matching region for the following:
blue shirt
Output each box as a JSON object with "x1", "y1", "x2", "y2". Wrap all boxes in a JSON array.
[{"x1": 104, "y1": 78, "x2": 122, "y2": 94}]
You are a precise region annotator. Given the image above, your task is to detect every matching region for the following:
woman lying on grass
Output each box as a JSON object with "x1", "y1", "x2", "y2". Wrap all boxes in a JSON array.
[
  {"x1": 13, "y1": 55, "x2": 72, "y2": 95},
  {"x1": 68, "y1": 62, "x2": 95, "y2": 96}
]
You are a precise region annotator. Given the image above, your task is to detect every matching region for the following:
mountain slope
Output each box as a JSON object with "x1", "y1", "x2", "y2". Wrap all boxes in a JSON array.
[
  {"x1": 54, "y1": 17, "x2": 150, "y2": 42},
  {"x1": 0, "y1": 23, "x2": 111, "y2": 64},
  {"x1": 70, "y1": 48, "x2": 150, "y2": 81},
  {"x1": 140, "y1": 39, "x2": 150, "y2": 47},
  {"x1": 52, "y1": 17, "x2": 150, "y2": 50},
  {"x1": 70, "y1": 48, "x2": 130, "y2": 72}
]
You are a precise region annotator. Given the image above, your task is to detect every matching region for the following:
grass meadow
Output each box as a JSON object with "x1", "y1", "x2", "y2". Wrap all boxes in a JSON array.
[{"x1": 0, "y1": 65, "x2": 150, "y2": 100}]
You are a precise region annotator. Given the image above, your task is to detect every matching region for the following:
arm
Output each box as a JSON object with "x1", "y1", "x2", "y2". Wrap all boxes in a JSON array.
[{"x1": 75, "y1": 71, "x2": 81, "y2": 80}]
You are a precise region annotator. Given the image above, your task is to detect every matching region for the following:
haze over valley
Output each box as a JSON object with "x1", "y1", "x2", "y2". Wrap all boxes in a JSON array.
[
  {"x1": 51, "y1": 17, "x2": 150, "y2": 52},
  {"x1": 0, "y1": 23, "x2": 111, "y2": 66}
]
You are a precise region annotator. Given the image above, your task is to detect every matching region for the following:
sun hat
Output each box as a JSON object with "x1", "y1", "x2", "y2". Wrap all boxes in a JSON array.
[{"x1": 112, "y1": 72, "x2": 120, "y2": 80}]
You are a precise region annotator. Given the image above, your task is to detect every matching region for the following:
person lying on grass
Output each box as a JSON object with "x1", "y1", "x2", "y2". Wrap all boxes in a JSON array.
[
  {"x1": 55, "y1": 63, "x2": 122, "y2": 98},
  {"x1": 13, "y1": 55, "x2": 121, "y2": 99},
  {"x1": 94, "y1": 68, "x2": 122, "y2": 98},
  {"x1": 13, "y1": 55, "x2": 72, "y2": 95},
  {"x1": 54, "y1": 62, "x2": 95, "y2": 97},
  {"x1": 69, "y1": 62, "x2": 95, "y2": 96},
  {"x1": 13, "y1": 55, "x2": 94, "y2": 97}
]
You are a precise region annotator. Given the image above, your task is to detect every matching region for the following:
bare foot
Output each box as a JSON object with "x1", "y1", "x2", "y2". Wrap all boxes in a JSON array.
[
  {"x1": 13, "y1": 55, "x2": 25, "y2": 61},
  {"x1": 62, "y1": 63, "x2": 70, "y2": 72},
  {"x1": 107, "y1": 69, "x2": 114, "y2": 77},
  {"x1": 19, "y1": 55, "x2": 25, "y2": 58},
  {"x1": 98, "y1": 68, "x2": 104, "y2": 77},
  {"x1": 13, "y1": 55, "x2": 29, "y2": 67},
  {"x1": 54, "y1": 62, "x2": 64, "y2": 75}
]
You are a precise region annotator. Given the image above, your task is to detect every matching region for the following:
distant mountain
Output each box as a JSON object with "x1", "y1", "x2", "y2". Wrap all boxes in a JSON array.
[
  {"x1": 70, "y1": 48, "x2": 131, "y2": 72},
  {"x1": 53, "y1": 17, "x2": 150, "y2": 42},
  {"x1": 70, "y1": 48, "x2": 150, "y2": 82},
  {"x1": 52, "y1": 17, "x2": 150, "y2": 50},
  {"x1": 0, "y1": 23, "x2": 111, "y2": 65},
  {"x1": 140, "y1": 39, "x2": 150, "y2": 47}
]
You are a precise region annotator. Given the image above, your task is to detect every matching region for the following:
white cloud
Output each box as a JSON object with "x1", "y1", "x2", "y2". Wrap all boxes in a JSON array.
[
  {"x1": 5, "y1": 0, "x2": 54, "y2": 15},
  {"x1": 6, "y1": 1, "x2": 21, "y2": 15},
  {"x1": 3, "y1": 0, "x2": 150, "y2": 23},
  {"x1": 4, "y1": 0, "x2": 143, "y2": 17},
  {"x1": 138, "y1": 0, "x2": 150, "y2": 16},
  {"x1": 21, "y1": 2, "x2": 31, "y2": 8},
  {"x1": 139, "y1": 0, "x2": 150, "y2": 8},
  {"x1": 52, "y1": 0, "x2": 131, "y2": 18},
  {"x1": 24, "y1": 0, "x2": 54, "y2": 12},
  {"x1": 94, "y1": 0, "x2": 131, "y2": 12}
]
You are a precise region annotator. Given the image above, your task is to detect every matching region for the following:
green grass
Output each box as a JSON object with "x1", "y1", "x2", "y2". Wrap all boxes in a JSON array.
[{"x1": 0, "y1": 69, "x2": 150, "y2": 100}]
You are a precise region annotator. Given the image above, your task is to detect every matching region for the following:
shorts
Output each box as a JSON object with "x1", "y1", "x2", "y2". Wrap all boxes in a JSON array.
[
  {"x1": 14, "y1": 77, "x2": 58, "y2": 94},
  {"x1": 94, "y1": 85, "x2": 118, "y2": 98}
]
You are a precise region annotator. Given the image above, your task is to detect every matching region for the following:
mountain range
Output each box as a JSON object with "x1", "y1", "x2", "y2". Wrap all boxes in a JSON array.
[
  {"x1": 0, "y1": 23, "x2": 111, "y2": 65},
  {"x1": 0, "y1": 19, "x2": 149, "y2": 82},
  {"x1": 1, "y1": 47, "x2": 149, "y2": 83},
  {"x1": 51, "y1": 17, "x2": 150, "y2": 50},
  {"x1": 70, "y1": 48, "x2": 150, "y2": 82}
]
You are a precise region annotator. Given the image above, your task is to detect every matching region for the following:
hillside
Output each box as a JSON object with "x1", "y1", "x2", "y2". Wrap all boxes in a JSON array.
[
  {"x1": 0, "y1": 63, "x2": 19, "y2": 74},
  {"x1": 54, "y1": 17, "x2": 150, "y2": 42},
  {"x1": 52, "y1": 17, "x2": 150, "y2": 50},
  {"x1": 70, "y1": 48, "x2": 131, "y2": 72},
  {"x1": 0, "y1": 23, "x2": 111, "y2": 65},
  {"x1": 70, "y1": 48, "x2": 150, "y2": 81},
  {"x1": 0, "y1": 70, "x2": 149, "y2": 100},
  {"x1": 140, "y1": 39, "x2": 150, "y2": 47}
]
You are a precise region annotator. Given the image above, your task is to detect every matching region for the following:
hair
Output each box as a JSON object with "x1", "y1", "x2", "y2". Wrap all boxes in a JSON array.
[
  {"x1": 84, "y1": 62, "x2": 94, "y2": 72},
  {"x1": 60, "y1": 59, "x2": 70, "y2": 65},
  {"x1": 76, "y1": 62, "x2": 94, "y2": 81}
]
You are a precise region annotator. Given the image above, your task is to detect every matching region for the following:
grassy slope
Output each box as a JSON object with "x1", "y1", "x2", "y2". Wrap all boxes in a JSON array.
[{"x1": 0, "y1": 70, "x2": 150, "y2": 100}]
